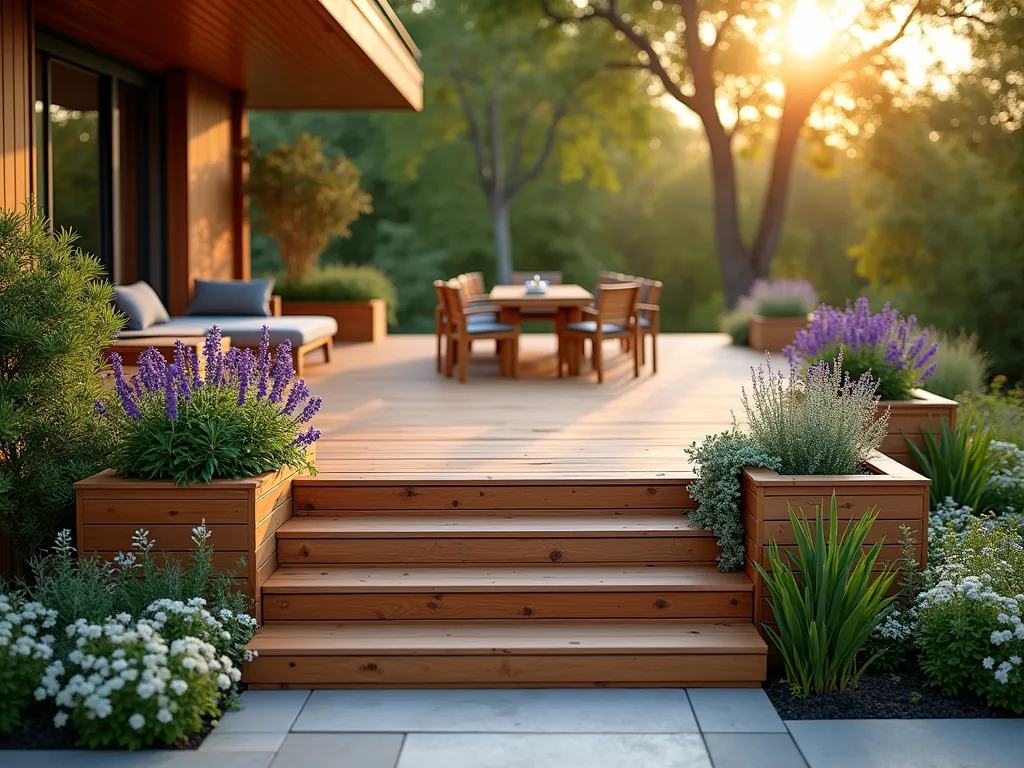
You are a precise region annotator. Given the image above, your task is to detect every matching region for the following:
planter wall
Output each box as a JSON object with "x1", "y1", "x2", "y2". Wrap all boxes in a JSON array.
[
  {"x1": 879, "y1": 389, "x2": 958, "y2": 470},
  {"x1": 742, "y1": 452, "x2": 930, "y2": 632},
  {"x1": 281, "y1": 299, "x2": 388, "y2": 344},
  {"x1": 747, "y1": 315, "x2": 809, "y2": 353},
  {"x1": 75, "y1": 464, "x2": 303, "y2": 623}
]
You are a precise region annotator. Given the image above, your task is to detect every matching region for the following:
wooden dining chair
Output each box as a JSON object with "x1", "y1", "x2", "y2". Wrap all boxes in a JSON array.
[
  {"x1": 440, "y1": 280, "x2": 519, "y2": 383},
  {"x1": 457, "y1": 272, "x2": 490, "y2": 305},
  {"x1": 638, "y1": 278, "x2": 663, "y2": 373},
  {"x1": 558, "y1": 282, "x2": 641, "y2": 383},
  {"x1": 434, "y1": 278, "x2": 502, "y2": 374}
]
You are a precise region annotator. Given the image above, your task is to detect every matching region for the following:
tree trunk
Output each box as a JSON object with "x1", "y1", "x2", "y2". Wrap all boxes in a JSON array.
[
  {"x1": 490, "y1": 197, "x2": 513, "y2": 285},
  {"x1": 705, "y1": 126, "x2": 755, "y2": 307}
]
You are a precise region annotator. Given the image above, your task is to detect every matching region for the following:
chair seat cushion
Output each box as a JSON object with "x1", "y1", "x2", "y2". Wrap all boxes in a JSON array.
[
  {"x1": 117, "y1": 316, "x2": 338, "y2": 347},
  {"x1": 464, "y1": 322, "x2": 515, "y2": 335},
  {"x1": 467, "y1": 312, "x2": 499, "y2": 324},
  {"x1": 563, "y1": 321, "x2": 627, "y2": 334}
]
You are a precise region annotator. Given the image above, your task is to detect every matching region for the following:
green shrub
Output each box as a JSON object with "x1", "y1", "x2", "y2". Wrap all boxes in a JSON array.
[
  {"x1": 915, "y1": 518, "x2": 1024, "y2": 712},
  {"x1": 755, "y1": 295, "x2": 813, "y2": 318},
  {"x1": 925, "y1": 331, "x2": 989, "y2": 399},
  {"x1": 274, "y1": 265, "x2": 398, "y2": 324},
  {"x1": 0, "y1": 592, "x2": 58, "y2": 734},
  {"x1": 909, "y1": 413, "x2": 998, "y2": 511},
  {"x1": 102, "y1": 328, "x2": 320, "y2": 486},
  {"x1": 685, "y1": 429, "x2": 781, "y2": 570},
  {"x1": 757, "y1": 495, "x2": 897, "y2": 697},
  {"x1": 742, "y1": 352, "x2": 889, "y2": 475},
  {"x1": 0, "y1": 206, "x2": 123, "y2": 557},
  {"x1": 960, "y1": 378, "x2": 1024, "y2": 448},
  {"x1": 719, "y1": 307, "x2": 752, "y2": 345},
  {"x1": 814, "y1": 342, "x2": 917, "y2": 401},
  {"x1": 988, "y1": 440, "x2": 1024, "y2": 514}
]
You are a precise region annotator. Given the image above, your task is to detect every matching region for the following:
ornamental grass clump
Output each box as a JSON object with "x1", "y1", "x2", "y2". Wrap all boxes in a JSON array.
[
  {"x1": 742, "y1": 351, "x2": 889, "y2": 475},
  {"x1": 784, "y1": 298, "x2": 939, "y2": 401},
  {"x1": 756, "y1": 494, "x2": 898, "y2": 697},
  {"x1": 0, "y1": 592, "x2": 58, "y2": 734},
  {"x1": 748, "y1": 278, "x2": 817, "y2": 318},
  {"x1": 102, "y1": 326, "x2": 321, "y2": 485}
]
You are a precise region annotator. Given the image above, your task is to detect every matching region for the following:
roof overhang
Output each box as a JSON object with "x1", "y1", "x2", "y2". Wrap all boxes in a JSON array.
[{"x1": 33, "y1": 0, "x2": 422, "y2": 110}]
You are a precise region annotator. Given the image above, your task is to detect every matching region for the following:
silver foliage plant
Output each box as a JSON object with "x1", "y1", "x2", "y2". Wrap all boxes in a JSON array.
[{"x1": 741, "y1": 351, "x2": 889, "y2": 476}]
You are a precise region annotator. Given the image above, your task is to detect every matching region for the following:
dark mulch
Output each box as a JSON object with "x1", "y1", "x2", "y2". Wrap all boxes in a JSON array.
[
  {"x1": 1, "y1": 702, "x2": 213, "y2": 750},
  {"x1": 765, "y1": 665, "x2": 1022, "y2": 720}
]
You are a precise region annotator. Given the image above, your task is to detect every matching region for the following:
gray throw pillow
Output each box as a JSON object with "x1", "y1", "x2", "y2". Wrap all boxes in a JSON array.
[
  {"x1": 114, "y1": 281, "x2": 170, "y2": 331},
  {"x1": 186, "y1": 278, "x2": 275, "y2": 317}
]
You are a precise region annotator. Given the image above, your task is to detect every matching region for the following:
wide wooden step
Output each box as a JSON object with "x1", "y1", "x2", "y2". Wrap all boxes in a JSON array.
[
  {"x1": 274, "y1": 514, "x2": 718, "y2": 566},
  {"x1": 243, "y1": 621, "x2": 767, "y2": 688},
  {"x1": 260, "y1": 566, "x2": 753, "y2": 621}
]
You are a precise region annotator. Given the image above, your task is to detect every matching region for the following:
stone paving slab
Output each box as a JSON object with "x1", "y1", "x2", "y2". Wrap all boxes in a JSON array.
[
  {"x1": 215, "y1": 690, "x2": 310, "y2": 734},
  {"x1": 787, "y1": 719, "x2": 1024, "y2": 768},
  {"x1": 270, "y1": 733, "x2": 405, "y2": 768},
  {"x1": 395, "y1": 733, "x2": 713, "y2": 768},
  {"x1": 686, "y1": 688, "x2": 787, "y2": 733},
  {"x1": 292, "y1": 689, "x2": 699, "y2": 734},
  {"x1": 197, "y1": 732, "x2": 288, "y2": 753},
  {"x1": 704, "y1": 733, "x2": 809, "y2": 768},
  {"x1": 0, "y1": 752, "x2": 276, "y2": 767}
]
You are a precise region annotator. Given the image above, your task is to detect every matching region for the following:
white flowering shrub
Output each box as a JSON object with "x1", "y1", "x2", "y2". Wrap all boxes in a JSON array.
[
  {"x1": 915, "y1": 519, "x2": 1024, "y2": 712},
  {"x1": 0, "y1": 592, "x2": 57, "y2": 733},
  {"x1": 39, "y1": 610, "x2": 241, "y2": 750},
  {"x1": 987, "y1": 440, "x2": 1024, "y2": 514}
]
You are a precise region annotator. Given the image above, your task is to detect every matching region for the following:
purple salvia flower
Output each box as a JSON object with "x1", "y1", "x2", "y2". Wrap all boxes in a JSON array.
[
  {"x1": 137, "y1": 347, "x2": 167, "y2": 393},
  {"x1": 223, "y1": 348, "x2": 240, "y2": 386},
  {"x1": 268, "y1": 340, "x2": 294, "y2": 404},
  {"x1": 282, "y1": 379, "x2": 311, "y2": 416},
  {"x1": 915, "y1": 342, "x2": 939, "y2": 375},
  {"x1": 173, "y1": 340, "x2": 189, "y2": 384},
  {"x1": 203, "y1": 326, "x2": 224, "y2": 386},
  {"x1": 297, "y1": 395, "x2": 322, "y2": 425},
  {"x1": 236, "y1": 349, "x2": 255, "y2": 406},
  {"x1": 291, "y1": 426, "x2": 321, "y2": 449},
  {"x1": 110, "y1": 353, "x2": 142, "y2": 420},
  {"x1": 94, "y1": 399, "x2": 112, "y2": 420},
  {"x1": 189, "y1": 347, "x2": 201, "y2": 389},
  {"x1": 256, "y1": 326, "x2": 272, "y2": 400},
  {"x1": 165, "y1": 365, "x2": 180, "y2": 420}
]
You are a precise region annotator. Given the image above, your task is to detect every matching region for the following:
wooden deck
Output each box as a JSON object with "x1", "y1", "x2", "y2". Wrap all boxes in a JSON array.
[{"x1": 302, "y1": 334, "x2": 762, "y2": 481}]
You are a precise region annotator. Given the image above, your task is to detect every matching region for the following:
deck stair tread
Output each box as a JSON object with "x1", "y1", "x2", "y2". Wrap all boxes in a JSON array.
[
  {"x1": 276, "y1": 514, "x2": 704, "y2": 538},
  {"x1": 247, "y1": 621, "x2": 766, "y2": 656},
  {"x1": 262, "y1": 565, "x2": 751, "y2": 593}
]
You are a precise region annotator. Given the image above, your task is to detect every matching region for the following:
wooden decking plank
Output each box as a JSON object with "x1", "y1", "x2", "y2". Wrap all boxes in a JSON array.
[{"x1": 276, "y1": 515, "x2": 702, "y2": 537}]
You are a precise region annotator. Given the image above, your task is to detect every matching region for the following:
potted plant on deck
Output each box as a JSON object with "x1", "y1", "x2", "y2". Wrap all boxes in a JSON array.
[
  {"x1": 247, "y1": 133, "x2": 390, "y2": 343},
  {"x1": 686, "y1": 352, "x2": 930, "y2": 634},
  {"x1": 784, "y1": 297, "x2": 956, "y2": 469},
  {"x1": 742, "y1": 279, "x2": 818, "y2": 353},
  {"x1": 77, "y1": 326, "x2": 322, "y2": 621}
]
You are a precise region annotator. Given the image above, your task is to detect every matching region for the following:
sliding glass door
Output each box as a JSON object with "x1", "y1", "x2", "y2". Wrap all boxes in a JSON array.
[{"x1": 34, "y1": 32, "x2": 166, "y2": 295}]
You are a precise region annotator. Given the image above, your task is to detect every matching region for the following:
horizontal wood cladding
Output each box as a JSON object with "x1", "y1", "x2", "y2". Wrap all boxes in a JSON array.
[
  {"x1": 33, "y1": 0, "x2": 422, "y2": 110},
  {"x1": 742, "y1": 452, "x2": 930, "y2": 632},
  {"x1": 75, "y1": 465, "x2": 301, "y2": 623},
  {"x1": 878, "y1": 389, "x2": 958, "y2": 471},
  {"x1": 0, "y1": 0, "x2": 33, "y2": 212},
  {"x1": 281, "y1": 300, "x2": 388, "y2": 343},
  {"x1": 746, "y1": 316, "x2": 809, "y2": 353}
]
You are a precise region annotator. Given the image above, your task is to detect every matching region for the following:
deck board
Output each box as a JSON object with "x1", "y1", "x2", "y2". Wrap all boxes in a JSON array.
[{"x1": 302, "y1": 334, "x2": 761, "y2": 481}]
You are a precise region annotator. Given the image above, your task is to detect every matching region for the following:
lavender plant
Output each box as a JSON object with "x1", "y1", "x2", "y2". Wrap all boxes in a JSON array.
[
  {"x1": 748, "y1": 278, "x2": 818, "y2": 318},
  {"x1": 742, "y1": 352, "x2": 889, "y2": 476},
  {"x1": 100, "y1": 327, "x2": 320, "y2": 486},
  {"x1": 784, "y1": 298, "x2": 939, "y2": 401}
]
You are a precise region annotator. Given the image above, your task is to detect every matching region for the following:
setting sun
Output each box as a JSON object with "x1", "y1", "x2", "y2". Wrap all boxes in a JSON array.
[{"x1": 787, "y1": 0, "x2": 833, "y2": 57}]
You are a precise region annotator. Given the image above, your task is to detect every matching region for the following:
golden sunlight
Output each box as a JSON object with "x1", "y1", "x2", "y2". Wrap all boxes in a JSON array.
[{"x1": 787, "y1": 0, "x2": 833, "y2": 57}]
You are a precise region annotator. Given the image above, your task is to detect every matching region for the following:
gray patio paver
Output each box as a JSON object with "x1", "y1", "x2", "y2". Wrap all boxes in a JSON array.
[
  {"x1": 395, "y1": 733, "x2": 712, "y2": 768},
  {"x1": 787, "y1": 719, "x2": 1024, "y2": 768},
  {"x1": 0, "y1": 752, "x2": 276, "y2": 767},
  {"x1": 292, "y1": 689, "x2": 699, "y2": 733},
  {"x1": 686, "y1": 688, "x2": 787, "y2": 733},
  {"x1": 703, "y1": 733, "x2": 809, "y2": 768},
  {"x1": 269, "y1": 733, "x2": 404, "y2": 768},
  {"x1": 215, "y1": 690, "x2": 311, "y2": 734},
  {"x1": 198, "y1": 732, "x2": 288, "y2": 753}
]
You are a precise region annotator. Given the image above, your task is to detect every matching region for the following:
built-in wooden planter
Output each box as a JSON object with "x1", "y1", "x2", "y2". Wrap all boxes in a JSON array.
[
  {"x1": 281, "y1": 299, "x2": 388, "y2": 344},
  {"x1": 75, "y1": 463, "x2": 305, "y2": 623},
  {"x1": 879, "y1": 389, "x2": 958, "y2": 470},
  {"x1": 742, "y1": 452, "x2": 930, "y2": 632},
  {"x1": 747, "y1": 315, "x2": 809, "y2": 353}
]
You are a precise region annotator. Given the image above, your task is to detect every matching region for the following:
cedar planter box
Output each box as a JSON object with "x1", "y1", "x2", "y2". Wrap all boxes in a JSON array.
[
  {"x1": 747, "y1": 315, "x2": 809, "y2": 353},
  {"x1": 879, "y1": 389, "x2": 958, "y2": 470},
  {"x1": 74, "y1": 462, "x2": 306, "y2": 623},
  {"x1": 742, "y1": 452, "x2": 930, "y2": 633},
  {"x1": 281, "y1": 299, "x2": 388, "y2": 344}
]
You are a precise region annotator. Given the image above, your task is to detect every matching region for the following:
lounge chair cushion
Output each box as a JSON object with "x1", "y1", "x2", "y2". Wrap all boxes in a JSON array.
[
  {"x1": 564, "y1": 321, "x2": 627, "y2": 334},
  {"x1": 114, "y1": 281, "x2": 170, "y2": 331},
  {"x1": 186, "y1": 278, "x2": 275, "y2": 317},
  {"x1": 117, "y1": 316, "x2": 338, "y2": 347}
]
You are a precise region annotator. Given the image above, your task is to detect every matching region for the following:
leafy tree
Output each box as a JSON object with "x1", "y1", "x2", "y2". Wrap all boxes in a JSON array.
[
  {"x1": 485, "y1": 0, "x2": 982, "y2": 305},
  {"x1": 388, "y1": 0, "x2": 651, "y2": 282},
  {"x1": 247, "y1": 133, "x2": 373, "y2": 281},
  {"x1": 0, "y1": 206, "x2": 123, "y2": 557}
]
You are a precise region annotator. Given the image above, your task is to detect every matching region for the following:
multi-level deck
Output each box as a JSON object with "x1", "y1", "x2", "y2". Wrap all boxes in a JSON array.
[{"x1": 244, "y1": 334, "x2": 769, "y2": 688}]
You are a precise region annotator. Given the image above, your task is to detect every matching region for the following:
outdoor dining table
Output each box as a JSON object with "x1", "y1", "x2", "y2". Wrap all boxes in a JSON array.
[{"x1": 487, "y1": 284, "x2": 595, "y2": 376}]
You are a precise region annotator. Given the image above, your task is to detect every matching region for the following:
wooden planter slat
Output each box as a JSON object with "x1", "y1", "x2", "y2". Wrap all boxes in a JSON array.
[
  {"x1": 742, "y1": 452, "x2": 930, "y2": 634},
  {"x1": 747, "y1": 316, "x2": 809, "y2": 353},
  {"x1": 281, "y1": 299, "x2": 388, "y2": 343},
  {"x1": 878, "y1": 389, "x2": 958, "y2": 470},
  {"x1": 75, "y1": 461, "x2": 306, "y2": 623}
]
